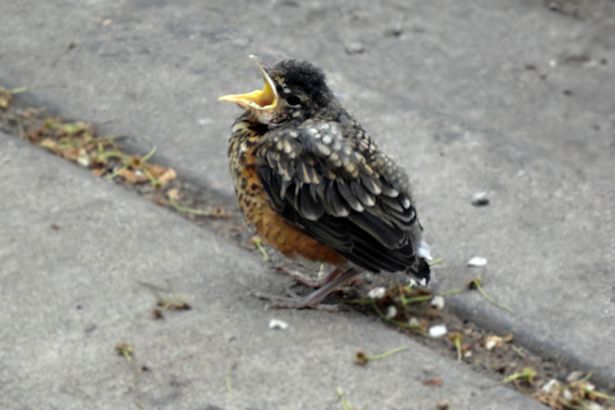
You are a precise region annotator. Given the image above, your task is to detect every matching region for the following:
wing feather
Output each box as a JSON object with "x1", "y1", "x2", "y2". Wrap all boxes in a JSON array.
[{"x1": 254, "y1": 119, "x2": 428, "y2": 280}]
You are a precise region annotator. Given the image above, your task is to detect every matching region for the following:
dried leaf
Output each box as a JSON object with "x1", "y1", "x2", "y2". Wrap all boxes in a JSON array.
[
  {"x1": 39, "y1": 138, "x2": 59, "y2": 152},
  {"x1": 484, "y1": 334, "x2": 513, "y2": 350},
  {"x1": 91, "y1": 168, "x2": 105, "y2": 177},
  {"x1": 157, "y1": 167, "x2": 177, "y2": 187},
  {"x1": 116, "y1": 167, "x2": 147, "y2": 184},
  {"x1": 0, "y1": 92, "x2": 12, "y2": 110},
  {"x1": 166, "y1": 188, "x2": 181, "y2": 200}
]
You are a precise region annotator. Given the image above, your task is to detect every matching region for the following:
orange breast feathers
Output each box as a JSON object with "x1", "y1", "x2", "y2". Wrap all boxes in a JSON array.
[{"x1": 236, "y1": 164, "x2": 345, "y2": 266}]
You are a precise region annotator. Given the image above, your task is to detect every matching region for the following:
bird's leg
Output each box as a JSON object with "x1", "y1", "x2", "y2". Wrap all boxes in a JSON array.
[
  {"x1": 254, "y1": 267, "x2": 361, "y2": 309},
  {"x1": 276, "y1": 266, "x2": 344, "y2": 288}
]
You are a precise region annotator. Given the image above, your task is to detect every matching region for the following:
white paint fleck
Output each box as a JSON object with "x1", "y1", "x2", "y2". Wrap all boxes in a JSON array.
[
  {"x1": 367, "y1": 287, "x2": 386, "y2": 299},
  {"x1": 467, "y1": 256, "x2": 487, "y2": 267},
  {"x1": 541, "y1": 379, "x2": 560, "y2": 392},
  {"x1": 430, "y1": 296, "x2": 445, "y2": 310},
  {"x1": 197, "y1": 118, "x2": 212, "y2": 125},
  {"x1": 268, "y1": 318, "x2": 288, "y2": 330},
  {"x1": 385, "y1": 306, "x2": 397, "y2": 319},
  {"x1": 428, "y1": 324, "x2": 447, "y2": 338}
]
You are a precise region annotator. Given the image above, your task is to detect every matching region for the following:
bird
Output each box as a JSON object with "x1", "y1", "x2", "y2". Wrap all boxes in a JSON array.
[{"x1": 219, "y1": 57, "x2": 430, "y2": 308}]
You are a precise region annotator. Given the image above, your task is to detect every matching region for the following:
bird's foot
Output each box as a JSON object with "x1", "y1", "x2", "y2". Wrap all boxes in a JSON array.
[
  {"x1": 253, "y1": 267, "x2": 361, "y2": 310},
  {"x1": 275, "y1": 266, "x2": 328, "y2": 288},
  {"x1": 251, "y1": 290, "x2": 339, "y2": 311}
]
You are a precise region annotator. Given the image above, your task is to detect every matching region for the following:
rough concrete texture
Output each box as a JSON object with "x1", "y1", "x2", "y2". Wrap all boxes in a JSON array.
[
  {"x1": 0, "y1": 134, "x2": 543, "y2": 409},
  {"x1": 1, "y1": 0, "x2": 614, "y2": 388}
]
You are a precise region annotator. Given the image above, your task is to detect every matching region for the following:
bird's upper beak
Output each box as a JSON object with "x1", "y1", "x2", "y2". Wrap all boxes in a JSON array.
[{"x1": 219, "y1": 57, "x2": 278, "y2": 111}]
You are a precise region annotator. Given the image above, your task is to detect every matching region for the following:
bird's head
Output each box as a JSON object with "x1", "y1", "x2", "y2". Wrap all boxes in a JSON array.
[{"x1": 219, "y1": 57, "x2": 335, "y2": 124}]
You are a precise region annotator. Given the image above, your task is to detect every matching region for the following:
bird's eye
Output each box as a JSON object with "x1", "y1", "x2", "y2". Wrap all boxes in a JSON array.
[{"x1": 286, "y1": 94, "x2": 302, "y2": 106}]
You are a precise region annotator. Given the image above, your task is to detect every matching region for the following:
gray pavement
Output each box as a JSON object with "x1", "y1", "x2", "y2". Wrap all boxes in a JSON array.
[
  {"x1": 1, "y1": 0, "x2": 614, "y2": 394},
  {"x1": 0, "y1": 134, "x2": 542, "y2": 409}
]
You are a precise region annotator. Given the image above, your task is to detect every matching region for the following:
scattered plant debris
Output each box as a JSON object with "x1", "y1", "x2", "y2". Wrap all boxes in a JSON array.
[
  {"x1": 335, "y1": 387, "x2": 355, "y2": 410},
  {"x1": 3, "y1": 84, "x2": 614, "y2": 410},
  {"x1": 422, "y1": 377, "x2": 444, "y2": 387},
  {"x1": 354, "y1": 345, "x2": 410, "y2": 366},
  {"x1": 115, "y1": 343, "x2": 135, "y2": 362},
  {"x1": 502, "y1": 367, "x2": 537, "y2": 386},
  {"x1": 251, "y1": 235, "x2": 269, "y2": 261},
  {"x1": 467, "y1": 277, "x2": 514, "y2": 314}
]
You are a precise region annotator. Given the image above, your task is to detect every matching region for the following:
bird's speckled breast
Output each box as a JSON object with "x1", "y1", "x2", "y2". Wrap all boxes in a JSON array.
[{"x1": 228, "y1": 120, "x2": 345, "y2": 264}]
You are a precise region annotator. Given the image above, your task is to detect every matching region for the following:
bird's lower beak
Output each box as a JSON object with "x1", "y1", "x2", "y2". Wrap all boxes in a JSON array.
[{"x1": 219, "y1": 60, "x2": 278, "y2": 111}]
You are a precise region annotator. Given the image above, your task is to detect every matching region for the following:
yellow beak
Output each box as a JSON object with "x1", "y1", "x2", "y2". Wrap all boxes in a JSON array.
[{"x1": 219, "y1": 58, "x2": 278, "y2": 110}]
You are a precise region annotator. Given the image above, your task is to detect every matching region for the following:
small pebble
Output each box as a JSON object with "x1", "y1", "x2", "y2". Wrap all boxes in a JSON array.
[
  {"x1": 77, "y1": 155, "x2": 91, "y2": 168},
  {"x1": 268, "y1": 319, "x2": 288, "y2": 330},
  {"x1": 562, "y1": 389, "x2": 573, "y2": 401},
  {"x1": 385, "y1": 305, "x2": 397, "y2": 319},
  {"x1": 467, "y1": 256, "x2": 487, "y2": 267},
  {"x1": 541, "y1": 379, "x2": 560, "y2": 392},
  {"x1": 471, "y1": 191, "x2": 489, "y2": 206},
  {"x1": 384, "y1": 26, "x2": 403, "y2": 37},
  {"x1": 435, "y1": 399, "x2": 450, "y2": 410},
  {"x1": 345, "y1": 42, "x2": 365, "y2": 55},
  {"x1": 367, "y1": 287, "x2": 386, "y2": 299},
  {"x1": 428, "y1": 324, "x2": 447, "y2": 338},
  {"x1": 408, "y1": 317, "x2": 420, "y2": 328},
  {"x1": 484, "y1": 335, "x2": 503, "y2": 350},
  {"x1": 430, "y1": 296, "x2": 445, "y2": 310}
]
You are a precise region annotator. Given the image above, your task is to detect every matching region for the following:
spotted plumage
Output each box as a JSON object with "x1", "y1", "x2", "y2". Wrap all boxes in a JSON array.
[{"x1": 221, "y1": 59, "x2": 429, "y2": 308}]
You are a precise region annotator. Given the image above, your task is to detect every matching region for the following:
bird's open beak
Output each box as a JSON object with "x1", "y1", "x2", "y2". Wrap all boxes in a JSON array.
[{"x1": 219, "y1": 57, "x2": 278, "y2": 111}]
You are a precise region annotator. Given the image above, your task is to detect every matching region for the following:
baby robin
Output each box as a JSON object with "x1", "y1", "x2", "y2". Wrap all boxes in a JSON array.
[{"x1": 220, "y1": 57, "x2": 430, "y2": 308}]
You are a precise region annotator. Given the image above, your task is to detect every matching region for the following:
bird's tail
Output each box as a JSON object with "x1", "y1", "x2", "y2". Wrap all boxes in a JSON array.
[
  {"x1": 410, "y1": 240, "x2": 432, "y2": 285},
  {"x1": 414, "y1": 257, "x2": 431, "y2": 285}
]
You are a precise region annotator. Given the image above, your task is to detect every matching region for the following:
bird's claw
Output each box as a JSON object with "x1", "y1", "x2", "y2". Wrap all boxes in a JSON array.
[{"x1": 251, "y1": 290, "x2": 339, "y2": 311}]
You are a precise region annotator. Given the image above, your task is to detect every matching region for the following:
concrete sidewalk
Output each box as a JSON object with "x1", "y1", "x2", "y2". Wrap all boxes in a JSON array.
[
  {"x1": 1, "y1": 0, "x2": 614, "y2": 387},
  {"x1": 0, "y1": 134, "x2": 542, "y2": 409}
]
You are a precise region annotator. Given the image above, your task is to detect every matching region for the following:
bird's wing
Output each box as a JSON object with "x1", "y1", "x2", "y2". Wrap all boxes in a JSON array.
[{"x1": 255, "y1": 120, "x2": 429, "y2": 279}]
